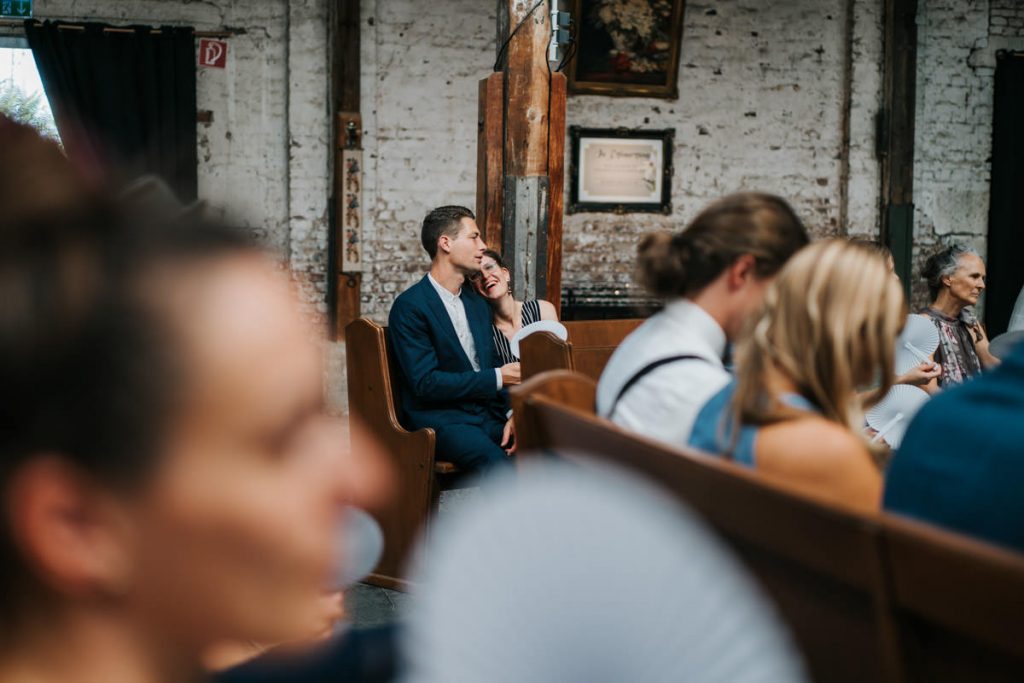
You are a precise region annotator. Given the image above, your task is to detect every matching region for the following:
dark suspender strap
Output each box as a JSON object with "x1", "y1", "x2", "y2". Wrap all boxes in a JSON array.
[{"x1": 606, "y1": 354, "x2": 708, "y2": 418}]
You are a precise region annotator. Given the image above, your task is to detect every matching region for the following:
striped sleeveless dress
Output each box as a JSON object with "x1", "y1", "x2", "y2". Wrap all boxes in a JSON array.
[{"x1": 493, "y1": 299, "x2": 542, "y2": 364}]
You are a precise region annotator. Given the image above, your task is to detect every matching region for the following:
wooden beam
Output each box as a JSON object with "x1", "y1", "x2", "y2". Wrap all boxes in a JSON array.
[
  {"x1": 546, "y1": 72, "x2": 566, "y2": 317},
  {"x1": 502, "y1": 0, "x2": 551, "y2": 177},
  {"x1": 477, "y1": 73, "x2": 505, "y2": 250},
  {"x1": 333, "y1": 0, "x2": 361, "y2": 112},
  {"x1": 329, "y1": 0, "x2": 362, "y2": 339},
  {"x1": 879, "y1": 0, "x2": 918, "y2": 294}
]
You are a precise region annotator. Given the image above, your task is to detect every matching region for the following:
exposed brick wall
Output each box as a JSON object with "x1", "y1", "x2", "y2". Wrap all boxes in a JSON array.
[
  {"x1": 358, "y1": 0, "x2": 885, "y2": 322},
  {"x1": 911, "y1": 0, "x2": 1024, "y2": 308},
  {"x1": 28, "y1": 0, "x2": 1011, "y2": 412},
  {"x1": 32, "y1": 0, "x2": 331, "y2": 325},
  {"x1": 359, "y1": 0, "x2": 496, "y2": 321},
  {"x1": 563, "y1": 0, "x2": 884, "y2": 292},
  {"x1": 991, "y1": 0, "x2": 1024, "y2": 38}
]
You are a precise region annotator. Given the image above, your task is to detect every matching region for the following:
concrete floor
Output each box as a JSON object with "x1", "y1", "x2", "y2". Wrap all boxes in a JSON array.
[
  {"x1": 346, "y1": 487, "x2": 480, "y2": 628},
  {"x1": 347, "y1": 582, "x2": 409, "y2": 628}
]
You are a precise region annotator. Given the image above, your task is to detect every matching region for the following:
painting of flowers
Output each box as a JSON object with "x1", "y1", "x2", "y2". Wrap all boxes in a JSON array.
[{"x1": 568, "y1": 0, "x2": 686, "y2": 99}]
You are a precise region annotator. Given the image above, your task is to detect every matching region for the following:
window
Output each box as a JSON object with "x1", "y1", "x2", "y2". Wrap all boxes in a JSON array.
[{"x1": 0, "y1": 36, "x2": 60, "y2": 142}]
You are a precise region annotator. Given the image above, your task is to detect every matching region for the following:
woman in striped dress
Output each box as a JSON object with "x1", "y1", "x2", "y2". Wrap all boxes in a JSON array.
[{"x1": 472, "y1": 250, "x2": 558, "y2": 364}]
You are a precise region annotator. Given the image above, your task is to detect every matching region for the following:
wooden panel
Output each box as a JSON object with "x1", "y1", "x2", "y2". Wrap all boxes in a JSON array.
[
  {"x1": 345, "y1": 319, "x2": 436, "y2": 588},
  {"x1": 333, "y1": 112, "x2": 363, "y2": 338},
  {"x1": 332, "y1": 0, "x2": 360, "y2": 112},
  {"x1": 546, "y1": 73, "x2": 566, "y2": 314},
  {"x1": 329, "y1": 0, "x2": 361, "y2": 340},
  {"x1": 520, "y1": 319, "x2": 643, "y2": 381},
  {"x1": 502, "y1": 0, "x2": 551, "y2": 177},
  {"x1": 477, "y1": 72, "x2": 505, "y2": 250},
  {"x1": 520, "y1": 331, "x2": 574, "y2": 381},
  {"x1": 570, "y1": 347, "x2": 618, "y2": 381},
  {"x1": 563, "y1": 318, "x2": 643, "y2": 346},
  {"x1": 510, "y1": 370, "x2": 596, "y2": 453},
  {"x1": 880, "y1": 0, "x2": 918, "y2": 287},
  {"x1": 882, "y1": 515, "x2": 1024, "y2": 680},
  {"x1": 334, "y1": 273, "x2": 362, "y2": 339},
  {"x1": 513, "y1": 390, "x2": 903, "y2": 683}
]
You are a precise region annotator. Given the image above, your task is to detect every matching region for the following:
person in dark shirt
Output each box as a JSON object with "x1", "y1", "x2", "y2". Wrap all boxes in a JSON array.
[{"x1": 884, "y1": 339, "x2": 1024, "y2": 553}]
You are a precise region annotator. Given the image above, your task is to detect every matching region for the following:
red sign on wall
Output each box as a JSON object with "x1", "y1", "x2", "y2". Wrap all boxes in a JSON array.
[{"x1": 198, "y1": 39, "x2": 228, "y2": 69}]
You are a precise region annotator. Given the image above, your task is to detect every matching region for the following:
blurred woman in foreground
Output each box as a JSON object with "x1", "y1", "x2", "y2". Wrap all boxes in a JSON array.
[
  {"x1": 689, "y1": 240, "x2": 907, "y2": 513},
  {"x1": 0, "y1": 120, "x2": 388, "y2": 683}
]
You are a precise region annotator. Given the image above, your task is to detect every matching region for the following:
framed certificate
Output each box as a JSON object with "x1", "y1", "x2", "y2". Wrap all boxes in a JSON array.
[{"x1": 569, "y1": 127, "x2": 673, "y2": 214}]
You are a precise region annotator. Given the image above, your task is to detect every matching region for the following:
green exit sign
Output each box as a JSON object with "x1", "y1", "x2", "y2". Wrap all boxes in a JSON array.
[{"x1": 0, "y1": 0, "x2": 33, "y2": 18}]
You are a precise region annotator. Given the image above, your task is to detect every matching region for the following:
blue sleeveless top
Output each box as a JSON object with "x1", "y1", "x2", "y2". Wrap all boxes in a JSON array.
[{"x1": 688, "y1": 381, "x2": 819, "y2": 466}]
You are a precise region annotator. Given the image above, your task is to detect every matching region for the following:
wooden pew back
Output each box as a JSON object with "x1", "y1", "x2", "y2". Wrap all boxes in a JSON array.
[
  {"x1": 345, "y1": 318, "x2": 437, "y2": 589},
  {"x1": 513, "y1": 371, "x2": 1024, "y2": 682},
  {"x1": 511, "y1": 371, "x2": 901, "y2": 683},
  {"x1": 520, "y1": 318, "x2": 642, "y2": 381},
  {"x1": 881, "y1": 515, "x2": 1024, "y2": 682}
]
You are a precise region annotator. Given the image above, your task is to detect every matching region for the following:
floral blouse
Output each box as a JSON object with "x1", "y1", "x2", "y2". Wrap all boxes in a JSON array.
[{"x1": 922, "y1": 308, "x2": 982, "y2": 388}]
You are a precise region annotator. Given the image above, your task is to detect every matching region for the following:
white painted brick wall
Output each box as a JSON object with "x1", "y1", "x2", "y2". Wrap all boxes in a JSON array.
[
  {"x1": 27, "y1": 0, "x2": 1011, "y2": 411},
  {"x1": 358, "y1": 0, "x2": 887, "y2": 323},
  {"x1": 912, "y1": 0, "x2": 1024, "y2": 307}
]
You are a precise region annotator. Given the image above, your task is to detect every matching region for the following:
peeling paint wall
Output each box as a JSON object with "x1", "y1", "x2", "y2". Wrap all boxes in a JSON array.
[
  {"x1": 912, "y1": 0, "x2": 1024, "y2": 307},
  {"x1": 31, "y1": 0, "x2": 339, "y2": 404},
  {"x1": 359, "y1": 0, "x2": 886, "y2": 322},
  {"x1": 32, "y1": 0, "x2": 331, "y2": 323},
  {"x1": 23, "y1": 0, "x2": 1010, "y2": 412}
]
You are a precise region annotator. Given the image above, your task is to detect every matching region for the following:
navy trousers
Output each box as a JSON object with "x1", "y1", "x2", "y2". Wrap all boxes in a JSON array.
[{"x1": 433, "y1": 418, "x2": 511, "y2": 472}]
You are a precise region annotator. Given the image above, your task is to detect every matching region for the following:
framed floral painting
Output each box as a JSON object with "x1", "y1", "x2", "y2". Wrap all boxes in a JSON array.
[{"x1": 567, "y1": 0, "x2": 686, "y2": 99}]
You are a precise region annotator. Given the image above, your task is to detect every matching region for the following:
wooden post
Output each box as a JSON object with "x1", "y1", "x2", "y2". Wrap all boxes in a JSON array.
[
  {"x1": 879, "y1": 0, "x2": 918, "y2": 297},
  {"x1": 477, "y1": 73, "x2": 505, "y2": 251},
  {"x1": 546, "y1": 72, "x2": 566, "y2": 317},
  {"x1": 479, "y1": 0, "x2": 566, "y2": 307},
  {"x1": 330, "y1": 0, "x2": 362, "y2": 339}
]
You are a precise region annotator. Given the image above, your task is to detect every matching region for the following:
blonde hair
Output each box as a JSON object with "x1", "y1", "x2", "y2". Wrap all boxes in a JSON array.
[{"x1": 729, "y1": 240, "x2": 907, "y2": 459}]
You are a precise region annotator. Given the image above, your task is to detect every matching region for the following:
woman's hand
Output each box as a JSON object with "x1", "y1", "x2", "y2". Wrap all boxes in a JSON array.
[
  {"x1": 500, "y1": 362, "x2": 521, "y2": 386},
  {"x1": 971, "y1": 321, "x2": 1001, "y2": 368},
  {"x1": 896, "y1": 361, "x2": 942, "y2": 387}
]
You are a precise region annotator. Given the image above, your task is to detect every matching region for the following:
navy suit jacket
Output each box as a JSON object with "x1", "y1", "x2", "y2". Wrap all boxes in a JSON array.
[
  {"x1": 884, "y1": 340, "x2": 1024, "y2": 553},
  {"x1": 387, "y1": 275, "x2": 509, "y2": 431}
]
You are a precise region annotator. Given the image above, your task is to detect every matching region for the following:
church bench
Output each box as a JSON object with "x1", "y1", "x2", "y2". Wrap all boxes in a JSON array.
[
  {"x1": 345, "y1": 318, "x2": 460, "y2": 590},
  {"x1": 511, "y1": 370, "x2": 900, "y2": 682},
  {"x1": 511, "y1": 370, "x2": 1024, "y2": 682},
  {"x1": 519, "y1": 318, "x2": 642, "y2": 382},
  {"x1": 879, "y1": 514, "x2": 1024, "y2": 682}
]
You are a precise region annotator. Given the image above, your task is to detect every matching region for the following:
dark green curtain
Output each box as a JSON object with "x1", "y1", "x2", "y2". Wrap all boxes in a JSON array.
[
  {"x1": 25, "y1": 20, "x2": 198, "y2": 201},
  {"x1": 986, "y1": 51, "x2": 1024, "y2": 336}
]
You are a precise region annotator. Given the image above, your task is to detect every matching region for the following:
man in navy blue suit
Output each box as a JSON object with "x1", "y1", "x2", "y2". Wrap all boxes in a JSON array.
[{"x1": 388, "y1": 206, "x2": 520, "y2": 473}]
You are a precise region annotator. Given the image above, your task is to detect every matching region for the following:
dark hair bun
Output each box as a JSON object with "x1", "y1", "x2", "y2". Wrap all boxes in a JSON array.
[{"x1": 637, "y1": 231, "x2": 691, "y2": 298}]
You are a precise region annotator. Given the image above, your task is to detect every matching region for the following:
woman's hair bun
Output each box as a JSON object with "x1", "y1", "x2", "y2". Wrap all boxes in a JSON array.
[{"x1": 637, "y1": 231, "x2": 691, "y2": 298}]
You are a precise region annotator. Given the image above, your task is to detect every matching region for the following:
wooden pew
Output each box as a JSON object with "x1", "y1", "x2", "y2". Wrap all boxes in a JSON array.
[
  {"x1": 512, "y1": 371, "x2": 1024, "y2": 682},
  {"x1": 511, "y1": 371, "x2": 901, "y2": 683},
  {"x1": 345, "y1": 318, "x2": 459, "y2": 590},
  {"x1": 880, "y1": 514, "x2": 1024, "y2": 682},
  {"x1": 519, "y1": 318, "x2": 642, "y2": 381}
]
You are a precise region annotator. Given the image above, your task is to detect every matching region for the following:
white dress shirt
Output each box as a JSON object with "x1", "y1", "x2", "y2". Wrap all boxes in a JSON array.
[
  {"x1": 596, "y1": 299, "x2": 730, "y2": 447},
  {"x1": 427, "y1": 274, "x2": 502, "y2": 390}
]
